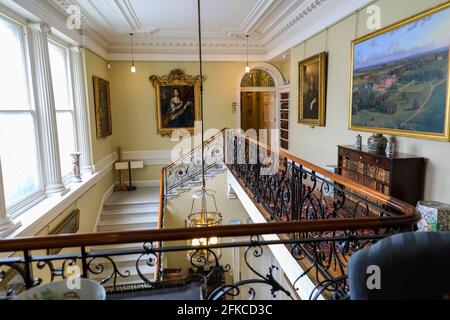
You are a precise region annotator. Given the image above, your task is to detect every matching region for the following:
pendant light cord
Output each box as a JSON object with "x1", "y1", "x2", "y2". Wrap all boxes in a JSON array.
[
  {"x1": 197, "y1": 0, "x2": 206, "y2": 191},
  {"x1": 130, "y1": 33, "x2": 135, "y2": 65},
  {"x1": 246, "y1": 35, "x2": 249, "y2": 67}
]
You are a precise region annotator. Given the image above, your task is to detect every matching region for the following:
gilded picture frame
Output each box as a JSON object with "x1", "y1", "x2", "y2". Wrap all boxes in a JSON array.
[
  {"x1": 46, "y1": 209, "x2": 80, "y2": 255},
  {"x1": 349, "y1": 2, "x2": 450, "y2": 141},
  {"x1": 93, "y1": 76, "x2": 112, "y2": 139},
  {"x1": 149, "y1": 69, "x2": 201, "y2": 137},
  {"x1": 298, "y1": 52, "x2": 328, "y2": 127}
]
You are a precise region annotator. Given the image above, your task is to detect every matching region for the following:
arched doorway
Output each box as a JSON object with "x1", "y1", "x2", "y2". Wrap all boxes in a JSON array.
[{"x1": 235, "y1": 62, "x2": 285, "y2": 145}]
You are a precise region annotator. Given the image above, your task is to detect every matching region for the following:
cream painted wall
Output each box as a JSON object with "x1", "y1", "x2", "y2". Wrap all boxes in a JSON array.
[
  {"x1": 108, "y1": 60, "x2": 287, "y2": 182},
  {"x1": 109, "y1": 61, "x2": 246, "y2": 152},
  {"x1": 83, "y1": 49, "x2": 116, "y2": 163},
  {"x1": 75, "y1": 171, "x2": 115, "y2": 233},
  {"x1": 163, "y1": 172, "x2": 249, "y2": 280},
  {"x1": 289, "y1": 0, "x2": 450, "y2": 203}
]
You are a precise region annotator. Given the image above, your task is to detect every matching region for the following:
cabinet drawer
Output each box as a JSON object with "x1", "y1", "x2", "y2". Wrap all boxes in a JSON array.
[{"x1": 339, "y1": 148, "x2": 391, "y2": 170}]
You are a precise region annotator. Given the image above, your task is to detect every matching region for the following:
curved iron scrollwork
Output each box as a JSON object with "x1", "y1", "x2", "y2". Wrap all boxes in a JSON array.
[
  {"x1": 207, "y1": 237, "x2": 292, "y2": 301},
  {"x1": 164, "y1": 132, "x2": 225, "y2": 194},
  {"x1": 87, "y1": 256, "x2": 130, "y2": 289},
  {"x1": 136, "y1": 242, "x2": 158, "y2": 285}
]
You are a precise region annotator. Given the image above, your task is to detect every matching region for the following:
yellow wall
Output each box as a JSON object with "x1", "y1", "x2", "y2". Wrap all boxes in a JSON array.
[
  {"x1": 163, "y1": 173, "x2": 249, "y2": 280},
  {"x1": 83, "y1": 49, "x2": 116, "y2": 163},
  {"x1": 109, "y1": 61, "x2": 245, "y2": 152},
  {"x1": 289, "y1": 0, "x2": 450, "y2": 203},
  {"x1": 37, "y1": 171, "x2": 115, "y2": 235}
]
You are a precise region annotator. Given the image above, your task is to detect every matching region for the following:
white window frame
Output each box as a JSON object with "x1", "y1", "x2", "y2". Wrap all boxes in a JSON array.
[
  {"x1": 0, "y1": 13, "x2": 45, "y2": 218},
  {"x1": 47, "y1": 37, "x2": 79, "y2": 184},
  {"x1": 0, "y1": 7, "x2": 93, "y2": 225}
]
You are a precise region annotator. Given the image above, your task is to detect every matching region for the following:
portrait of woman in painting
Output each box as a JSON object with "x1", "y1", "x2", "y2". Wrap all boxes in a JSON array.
[
  {"x1": 160, "y1": 86, "x2": 195, "y2": 128},
  {"x1": 150, "y1": 69, "x2": 201, "y2": 136}
]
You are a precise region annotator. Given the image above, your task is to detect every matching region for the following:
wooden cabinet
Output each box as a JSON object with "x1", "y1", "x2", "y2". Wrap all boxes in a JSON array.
[{"x1": 338, "y1": 145, "x2": 426, "y2": 206}]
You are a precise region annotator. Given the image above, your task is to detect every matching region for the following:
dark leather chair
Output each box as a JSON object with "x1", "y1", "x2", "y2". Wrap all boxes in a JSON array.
[{"x1": 348, "y1": 232, "x2": 450, "y2": 300}]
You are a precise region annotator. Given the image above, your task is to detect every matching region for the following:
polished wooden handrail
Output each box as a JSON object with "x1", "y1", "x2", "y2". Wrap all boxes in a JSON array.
[
  {"x1": 240, "y1": 133, "x2": 418, "y2": 219},
  {"x1": 0, "y1": 215, "x2": 419, "y2": 252},
  {"x1": 0, "y1": 129, "x2": 420, "y2": 255}
]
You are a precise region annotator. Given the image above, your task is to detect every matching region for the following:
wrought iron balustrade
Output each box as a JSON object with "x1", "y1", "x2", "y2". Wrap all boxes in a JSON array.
[
  {"x1": 0, "y1": 129, "x2": 419, "y2": 300},
  {"x1": 163, "y1": 129, "x2": 227, "y2": 195}
]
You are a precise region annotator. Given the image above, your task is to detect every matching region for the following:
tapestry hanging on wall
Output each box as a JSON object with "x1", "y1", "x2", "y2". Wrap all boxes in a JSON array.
[{"x1": 350, "y1": 3, "x2": 450, "y2": 141}]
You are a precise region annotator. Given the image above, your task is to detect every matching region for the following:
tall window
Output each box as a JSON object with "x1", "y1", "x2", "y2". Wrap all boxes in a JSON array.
[
  {"x1": 48, "y1": 40, "x2": 76, "y2": 178},
  {"x1": 0, "y1": 16, "x2": 41, "y2": 208}
]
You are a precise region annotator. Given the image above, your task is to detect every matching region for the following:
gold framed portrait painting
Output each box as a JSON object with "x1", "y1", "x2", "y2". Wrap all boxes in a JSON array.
[
  {"x1": 349, "y1": 2, "x2": 450, "y2": 141},
  {"x1": 298, "y1": 52, "x2": 328, "y2": 127},
  {"x1": 46, "y1": 209, "x2": 80, "y2": 255},
  {"x1": 149, "y1": 69, "x2": 201, "y2": 136},
  {"x1": 93, "y1": 76, "x2": 112, "y2": 139}
]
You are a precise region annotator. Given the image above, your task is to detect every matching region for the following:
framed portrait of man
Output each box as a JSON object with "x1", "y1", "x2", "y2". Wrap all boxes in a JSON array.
[
  {"x1": 149, "y1": 69, "x2": 201, "y2": 136},
  {"x1": 298, "y1": 52, "x2": 328, "y2": 126}
]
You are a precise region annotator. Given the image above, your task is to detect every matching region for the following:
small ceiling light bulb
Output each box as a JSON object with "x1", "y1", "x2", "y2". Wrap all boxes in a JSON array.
[
  {"x1": 129, "y1": 33, "x2": 136, "y2": 73},
  {"x1": 245, "y1": 35, "x2": 250, "y2": 74}
]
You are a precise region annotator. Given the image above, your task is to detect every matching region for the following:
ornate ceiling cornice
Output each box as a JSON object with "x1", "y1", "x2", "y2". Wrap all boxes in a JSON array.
[{"x1": 7, "y1": 0, "x2": 372, "y2": 61}]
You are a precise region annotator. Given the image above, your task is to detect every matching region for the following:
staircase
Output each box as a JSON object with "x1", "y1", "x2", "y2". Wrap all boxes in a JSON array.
[
  {"x1": 165, "y1": 162, "x2": 227, "y2": 199},
  {"x1": 92, "y1": 187, "x2": 160, "y2": 286},
  {"x1": 90, "y1": 130, "x2": 228, "y2": 286}
]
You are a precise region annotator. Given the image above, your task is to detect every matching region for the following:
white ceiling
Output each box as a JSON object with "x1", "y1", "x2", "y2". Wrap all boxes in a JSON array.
[{"x1": 2, "y1": 0, "x2": 372, "y2": 60}]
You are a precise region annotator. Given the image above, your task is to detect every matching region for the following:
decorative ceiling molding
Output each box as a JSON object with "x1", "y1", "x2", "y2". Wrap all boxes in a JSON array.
[
  {"x1": 224, "y1": 0, "x2": 277, "y2": 39},
  {"x1": 3, "y1": 0, "x2": 373, "y2": 61},
  {"x1": 264, "y1": 0, "x2": 372, "y2": 60},
  {"x1": 114, "y1": 0, "x2": 142, "y2": 31},
  {"x1": 262, "y1": 0, "x2": 327, "y2": 46}
]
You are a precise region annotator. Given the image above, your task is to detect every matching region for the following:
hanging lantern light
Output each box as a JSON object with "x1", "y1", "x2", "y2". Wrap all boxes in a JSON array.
[
  {"x1": 186, "y1": 189, "x2": 222, "y2": 264},
  {"x1": 186, "y1": 0, "x2": 222, "y2": 267}
]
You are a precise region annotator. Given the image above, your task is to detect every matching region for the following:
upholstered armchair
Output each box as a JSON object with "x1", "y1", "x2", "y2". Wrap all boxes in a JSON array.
[{"x1": 348, "y1": 232, "x2": 450, "y2": 300}]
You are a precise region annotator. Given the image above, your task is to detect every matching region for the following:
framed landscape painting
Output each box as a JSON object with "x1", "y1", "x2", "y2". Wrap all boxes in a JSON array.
[
  {"x1": 149, "y1": 69, "x2": 201, "y2": 137},
  {"x1": 350, "y1": 3, "x2": 450, "y2": 141}
]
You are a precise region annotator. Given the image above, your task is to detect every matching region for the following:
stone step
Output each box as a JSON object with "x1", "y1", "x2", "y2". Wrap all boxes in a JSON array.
[
  {"x1": 103, "y1": 188, "x2": 160, "y2": 210},
  {"x1": 99, "y1": 214, "x2": 158, "y2": 226},
  {"x1": 103, "y1": 202, "x2": 159, "y2": 211},
  {"x1": 101, "y1": 205, "x2": 159, "y2": 217},
  {"x1": 97, "y1": 222, "x2": 158, "y2": 233}
]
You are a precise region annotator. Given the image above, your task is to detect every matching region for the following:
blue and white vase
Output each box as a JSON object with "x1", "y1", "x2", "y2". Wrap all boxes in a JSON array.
[{"x1": 368, "y1": 134, "x2": 387, "y2": 153}]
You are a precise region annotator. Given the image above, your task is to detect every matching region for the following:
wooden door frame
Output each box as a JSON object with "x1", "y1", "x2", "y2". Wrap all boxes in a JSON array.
[{"x1": 235, "y1": 63, "x2": 285, "y2": 140}]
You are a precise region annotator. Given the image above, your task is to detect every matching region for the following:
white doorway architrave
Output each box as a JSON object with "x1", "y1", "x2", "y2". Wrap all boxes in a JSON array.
[{"x1": 235, "y1": 62, "x2": 285, "y2": 136}]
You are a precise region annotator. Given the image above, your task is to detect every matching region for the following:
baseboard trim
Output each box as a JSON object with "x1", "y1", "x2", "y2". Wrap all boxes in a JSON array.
[
  {"x1": 92, "y1": 183, "x2": 116, "y2": 233},
  {"x1": 114, "y1": 180, "x2": 161, "y2": 188}
]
